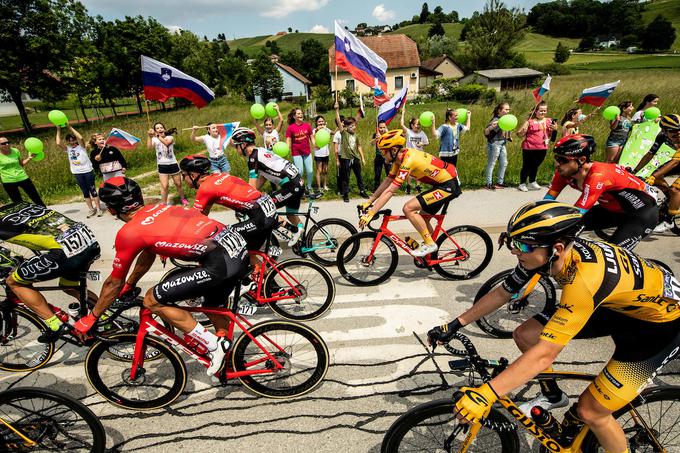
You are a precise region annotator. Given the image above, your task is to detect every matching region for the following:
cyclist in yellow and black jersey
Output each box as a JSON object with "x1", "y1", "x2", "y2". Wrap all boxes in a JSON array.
[
  {"x1": 427, "y1": 200, "x2": 680, "y2": 453},
  {"x1": 0, "y1": 202, "x2": 100, "y2": 340}
]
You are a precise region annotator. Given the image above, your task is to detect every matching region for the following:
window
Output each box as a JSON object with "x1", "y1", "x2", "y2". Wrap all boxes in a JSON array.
[
  {"x1": 395, "y1": 76, "x2": 404, "y2": 89},
  {"x1": 345, "y1": 79, "x2": 355, "y2": 91}
]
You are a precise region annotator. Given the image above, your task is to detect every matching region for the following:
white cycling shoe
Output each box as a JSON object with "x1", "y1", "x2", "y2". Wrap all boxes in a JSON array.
[
  {"x1": 412, "y1": 242, "x2": 438, "y2": 257},
  {"x1": 206, "y1": 338, "x2": 230, "y2": 376},
  {"x1": 518, "y1": 392, "x2": 569, "y2": 417}
]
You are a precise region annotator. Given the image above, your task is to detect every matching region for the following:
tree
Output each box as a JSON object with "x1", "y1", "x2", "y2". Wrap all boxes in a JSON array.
[
  {"x1": 578, "y1": 36, "x2": 596, "y2": 51},
  {"x1": 448, "y1": 10, "x2": 459, "y2": 23},
  {"x1": 234, "y1": 48, "x2": 248, "y2": 60},
  {"x1": 419, "y1": 3, "x2": 430, "y2": 24},
  {"x1": 279, "y1": 50, "x2": 302, "y2": 71},
  {"x1": 641, "y1": 15, "x2": 676, "y2": 51},
  {"x1": 420, "y1": 35, "x2": 458, "y2": 59},
  {"x1": 221, "y1": 55, "x2": 251, "y2": 99},
  {"x1": 251, "y1": 52, "x2": 283, "y2": 102},
  {"x1": 287, "y1": 27, "x2": 292, "y2": 33},
  {"x1": 428, "y1": 20, "x2": 445, "y2": 38},
  {"x1": 299, "y1": 39, "x2": 330, "y2": 85},
  {"x1": 554, "y1": 42, "x2": 570, "y2": 63},
  {"x1": 431, "y1": 6, "x2": 446, "y2": 23}
]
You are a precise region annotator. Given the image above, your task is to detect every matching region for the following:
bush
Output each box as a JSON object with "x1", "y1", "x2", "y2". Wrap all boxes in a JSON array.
[
  {"x1": 554, "y1": 42, "x2": 570, "y2": 63},
  {"x1": 424, "y1": 80, "x2": 496, "y2": 104},
  {"x1": 530, "y1": 62, "x2": 571, "y2": 75}
]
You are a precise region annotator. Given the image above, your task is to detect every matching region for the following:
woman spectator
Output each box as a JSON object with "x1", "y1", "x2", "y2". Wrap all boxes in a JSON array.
[
  {"x1": 632, "y1": 93, "x2": 659, "y2": 122},
  {"x1": 255, "y1": 104, "x2": 283, "y2": 151},
  {"x1": 370, "y1": 121, "x2": 390, "y2": 191},
  {"x1": 516, "y1": 101, "x2": 557, "y2": 192},
  {"x1": 483, "y1": 102, "x2": 511, "y2": 190},
  {"x1": 605, "y1": 100, "x2": 634, "y2": 163},
  {"x1": 400, "y1": 106, "x2": 429, "y2": 193},
  {"x1": 560, "y1": 107, "x2": 598, "y2": 137},
  {"x1": 431, "y1": 108, "x2": 470, "y2": 167},
  {"x1": 56, "y1": 125, "x2": 102, "y2": 216},
  {"x1": 0, "y1": 137, "x2": 44, "y2": 206},
  {"x1": 89, "y1": 133, "x2": 127, "y2": 182},
  {"x1": 285, "y1": 108, "x2": 314, "y2": 196},
  {"x1": 313, "y1": 115, "x2": 331, "y2": 193},
  {"x1": 190, "y1": 123, "x2": 230, "y2": 173},
  {"x1": 147, "y1": 122, "x2": 186, "y2": 206}
]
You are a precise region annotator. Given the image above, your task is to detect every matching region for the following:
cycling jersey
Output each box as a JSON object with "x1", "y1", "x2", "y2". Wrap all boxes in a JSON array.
[
  {"x1": 388, "y1": 149, "x2": 458, "y2": 188},
  {"x1": 247, "y1": 148, "x2": 299, "y2": 186},
  {"x1": 193, "y1": 173, "x2": 265, "y2": 213},
  {"x1": 546, "y1": 162, "x2": 656, "y2": 214},
  {"x1": 647, "y1": 132, "x2": 680, "y2": 159}
]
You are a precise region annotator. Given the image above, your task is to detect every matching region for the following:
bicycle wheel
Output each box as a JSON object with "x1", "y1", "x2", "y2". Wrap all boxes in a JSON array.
[
  {"x1": 381, "y1": 399, "x2": 519, "y2": 452},
  {"x1": 432, "y1": 225, "x2": 493, "y2": 280},
  {"x1": 264, "y1": 258, "x2": 335, "y2": 320},
  {"x1": 0, "y1": 387, "x2": 106, "y2": 452},
  {"x1": 474, "y1": 269, "x2": 556, "y2": 339},
  {"x1": 305, "y1": 218, "x2": 358, "y2": 266},
  {"x1": 232, "y1": 319, "x2": 329, "y2": 398},
  {"x1": 0, "y1": 304, "x2": 54, "y2": 372},
  {"x1": 85, "y1": 333, "x2": 187, "y2": 410},
  {"x1": 582, "y1": 386, "x2": 680, "y2": 452},
  {"x1": 337, "y1": 232, "x2": 398, "y2": 286},
  {"x1": 0, "y1": 240, "x2": 39, "y2": 260}
]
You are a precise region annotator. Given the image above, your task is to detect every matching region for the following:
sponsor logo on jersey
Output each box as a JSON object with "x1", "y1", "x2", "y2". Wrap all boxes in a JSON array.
[
  {"x1": 556, "y1": 303, "x2": 574, "y2": 313},
  {"x1": 2, "y1": 204, "x2": 50, "y2": 226},
  {"x1": 600, "y1": 243, "x2": 619, "y2": 275},
  {"x1": 160, "y1": 270, "x2": 210, "y2": 292},
  {"x1": 580, "y1": 184, "x2": 590, "y2": 207},
  {"x1": 634, "y1": 293, "x2": 666, "y2": 305},
  {"x1": 603, "y1": 368, "x2": 623, "y2": 389},
  {"x1": 398, "y1": 170, "x2": 409, "y2": 180},
  {"x1": 140, "y1": 205, "x2": 172, "y2": 225},
  {"x1": 154, "y1": 241, "x2": 208, "y2": 254},
  {"x1": 573, "y1": 241, "x2": 596, "y2": 263},
  {"x1": 213, "y1": 174, "x2": 231, "y2": 185},
  {"x1": 540, "y1": 331, "x2": 557, "y2": 340}
]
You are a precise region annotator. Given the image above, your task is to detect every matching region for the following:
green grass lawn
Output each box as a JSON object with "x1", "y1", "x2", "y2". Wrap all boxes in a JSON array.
[
  {"x1": 388, "y1": 23, "x2": 464, "y2": 41},
  {"x1": 568, "y1": 54, "x2": 680, "y2": 70},
  {"x1": 0, "y1": 103, "x2": 143, "y2": 132}
]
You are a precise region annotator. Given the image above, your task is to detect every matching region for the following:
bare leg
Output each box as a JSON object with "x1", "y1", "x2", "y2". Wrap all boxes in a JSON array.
[
  {"x1": 143, "y1": 289, "x2": 197, "y2": 333},
  {"x1": 172, "y1": 173, "x2": 185, "y2": 199},
  {"x1": 577, "y1": 391, "x2": 627, "y2": 453},
  {"x1": 6, "y1": 277, "x2": 53, "y2": 320},
  {"x1": 158, "y1": 173, "x2": 170, "y2": 204}
]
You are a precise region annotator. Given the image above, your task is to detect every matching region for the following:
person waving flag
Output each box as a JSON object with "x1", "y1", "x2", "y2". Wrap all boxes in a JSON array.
[
  {"x1": 141, "y1": 55, "x2": 215, "y2": 108},
  {"x1": 532, "y1": 74, "x2": 551, "y2": 103},
  {"x1": 106, "y1": 128, "x2": 140, "y2": 150},
  {"x1": 377, "y1": 86, "x2": 408, "y2": 125},
  {"x1": 578, "y1": 80, "x2": 621, "y2": 107},
  {"x1": 334, "y1": 21, "x2": 387, "y2": 93}
]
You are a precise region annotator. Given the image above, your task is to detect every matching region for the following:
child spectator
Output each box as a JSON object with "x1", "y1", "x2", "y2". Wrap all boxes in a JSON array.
[
  {"x1": 632, "y1": 93, "x2": 659, "y2": 123},
  {"x1": 400, "y1": 106, "x2": 429, "y2": 193},
  {"x1": 190, "y1": 123, "x2": 230, "y2": 173},
  {"x1": 483, "y1": 102, "x2": 510, "y2": 190},
  {"x1": 0, "y1": 137, "x2": 44, "y2": 206},
  {"x1": 89, "y1": 133, "x2": 127, "y2": 182},
  {"x1": 313, "y1": 115, "x2": 331, "y2": 192},
  {"x1": 285, "y1": 107, "x2": 314, "y2": 196},
  {"x1": 431, "y1": 108, "x2": 470, "y2": 167},
  {"x1": 334, "y1": 102, "x2": 367, "y2": 202},
  {"x1": 560, "y1": 107, "x2": 598, "y2": 137},
  {"x1": 605, "y1": 100, "x2": 634, "y2": 163},
  {"x1": 255, "y1": 104, "x2": 283, "y2": 151},
  {"x1": 371, "y1": 121, "x2": 390, "y2": 191},
  {"x1": 147, "y1": 122, "x2": 186, "y2": 205}
]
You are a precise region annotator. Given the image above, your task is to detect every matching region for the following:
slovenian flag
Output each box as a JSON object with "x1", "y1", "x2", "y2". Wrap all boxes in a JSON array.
[
  {"x1": 578, "y1": 80, "x2": 620, "y2": 107},
  {"x1": 373, "y1": 85, "x2": 390, "y2": 106},
  {"x1": 141, "y1": 55, "x2": 215, "y2": 109},
  {"x1": 377, "y1": 86, "x2": 408, "y2": 125},
  {"x1": 334, "y1": 21, "x2": 387, "y2": 92},
  {"x1": 216, "y1": 122, "x2": 240, "y2": 151},
  {"x1": 106, "y1": 128, "x2": 140, "y2": 150},
  {"x1": 532, "y1": 74, "x2": 551, "y2": 103}
]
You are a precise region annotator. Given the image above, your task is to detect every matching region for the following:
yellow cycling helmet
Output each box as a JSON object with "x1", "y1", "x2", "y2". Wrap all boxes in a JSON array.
[
  {"x1": 377, "y1": 130, "x2": 406, "y2": 153},
  {"x1": 506, "y1": 200, "x2": 583, "y2": 245},
  {"x1": 660, "y1": 114, "x2": 680, "y2": 131}
]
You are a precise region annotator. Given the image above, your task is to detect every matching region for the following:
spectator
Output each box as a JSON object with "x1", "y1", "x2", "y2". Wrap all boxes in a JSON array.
[
  {"x1": 370, "y1": 121, "x2": 390, "y2": 191},
  {"x1": 516, "y1": 101, "x2": 557, "y2": 192},
  {"x1": 400, "y1": 106, "x2": 429, "y2": 193},
  {"x1": 560, "y1": 107, "x2": 599, "y2": 137},
  {"x1": 0, "y1": 137, "x2": 44, "y2": 206},
  {"x1": 483, "y1": 102, "x2": 511, "y2": 190},
  {"x1": 334, "y1": 102, "x2": 367, "y2": 202},
  {"x1": 313, "y1": 115, "x2": 331, "y2": 193},
  {"x1": 285, "y1": 108, "x2": 314, "y2": 196},
  {"x1": 255, "y1": 104, "x2": 283, "y2": 151},
  {"x1": 56, "y1": 125, "x2": 102, "y2": 217},
  {"x1": 190, "y1": 123, "x2": 230, "y2": 173},
  {"x1": 431, "y1": 108, "x2": 470, "y2": 167},
  {"x1": 605, "y1": 100, "x2": 634, "y2": 163},
  {"x1": 632, "y1": 93, "x2": 659, "y2": 123},
  {"x1": 89, "y1": 133, "x2": 127, "y2": 182},
  {"x1": 147, "y1": 122, "x2": 186, "y2": 206}
]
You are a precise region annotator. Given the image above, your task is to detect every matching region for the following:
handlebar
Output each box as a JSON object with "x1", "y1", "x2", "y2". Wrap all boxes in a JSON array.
[{"x1": 356, "y1": 205, "x2": 392, "y2": 232}]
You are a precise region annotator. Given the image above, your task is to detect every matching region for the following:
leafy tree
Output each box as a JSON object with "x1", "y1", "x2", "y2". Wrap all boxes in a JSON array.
[
  {"x1": 420, "y1": 35, "x2": 458, "y2": 59},
  {"x1": 430, "y1": 6, "x2": 446, "y2": 23},
  {"x1": 448, "y1": 10, "x2": 459, "y2": 23},
  {"x1": 619, "y1": 34, "x2": 638, "y2": 49},
  {"x1": 221, "y1": 55, "x2": 251, "y2": 99},
  {"x1": 641, "y1": 15, "x2": 676, "y2": 51},
  {"x1": 279, "y1": 50, "x2": 302, "y2": 71},
  {"x1": 299, "y1": 39, "x2": 330, "y2": 85},
  {"x1": 428, "y1": 21, "x2": 445, "y2": 38},
  {"x1": 234, "y1": 48, "x2": 248, "y2": 60},
  {"x1": 287, "y1": 27, "x2": 292, "y2": 33},
  {"x1": 419, "y1": 3, "x2": 430, "y2": 24},
  {"x1": 553, "y1": 42, "x2": 570, "y2": 63},
  {"x1": 578, "y1": 36, "x2": 596, "y2": 51},
  {"x1": 251, "y1": 53, "x2": 283, "y2": 102}
]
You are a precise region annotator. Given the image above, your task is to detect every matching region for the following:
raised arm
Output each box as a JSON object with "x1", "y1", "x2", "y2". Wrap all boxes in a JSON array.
[
  {"x1": 400, "y1": 107, "x2": 407, "y2": 133},
  {"x1": 67, "y1": 124, "x2": 86, "y2": 148},
  {"x1": 55, "y1": 126, "x2": 65, "y2": 150},
  {"x1": 274, "y1": 105, "x2": 283, "y2": 132},
  {"x1": 146, "y1": 129, "x2": 155, "y2": 150},
  {"x1": 334, "y1": 102, "x2": 345, "y2": 132},
  {"x1": 190, "y1": 126, "x2": 205, "y2": 143}
]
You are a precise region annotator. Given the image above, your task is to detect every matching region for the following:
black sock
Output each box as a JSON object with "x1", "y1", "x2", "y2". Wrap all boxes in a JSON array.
[{"x1": 539, "y1": 379, "x2": 563, "y2": 402}]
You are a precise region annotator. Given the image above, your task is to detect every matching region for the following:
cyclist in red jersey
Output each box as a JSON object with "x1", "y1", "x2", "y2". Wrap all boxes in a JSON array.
[
  {"x1": 545, "y1": 134, "x2": 658, "y2": 250},
  {"x1": 73, "y1": 177, "x2": 249, "y2": 376}
]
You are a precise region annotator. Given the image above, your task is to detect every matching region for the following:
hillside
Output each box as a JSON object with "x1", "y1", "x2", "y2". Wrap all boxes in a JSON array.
[{"x1": 641, "y1": 0, "x2": 680, "y2": 50}]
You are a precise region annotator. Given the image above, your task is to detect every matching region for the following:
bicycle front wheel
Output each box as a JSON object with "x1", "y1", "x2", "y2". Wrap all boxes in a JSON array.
[
  {"x1": 0, "y1": 305, "x2": 54, "y2": 372},
  {"x1": 232, "y1": 320, "x2": 329, "y2": 398},
  {"x1": 337, "y1": 232, "x2": 398, "y2": 286},
  {"x1": 0, "y1": 387, "x2": 106, "y2": 452},
  {"x1": 264, "y1": 258, "x2": 335, "y2": 320},
  {"x1": 432, "y1": 225, "x2": 493, "y2": 280},
  {"x1": 381, "y1": 399, "x2": 519, "y2": 452},
  {"x1": 305, "y1": 218, "x2": 358, "y2": 266}
]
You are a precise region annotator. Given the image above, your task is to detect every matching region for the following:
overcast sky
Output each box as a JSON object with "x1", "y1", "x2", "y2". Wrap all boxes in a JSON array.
[{"x1": 80, "y1": 0, "x2": 544, "y2": 39}]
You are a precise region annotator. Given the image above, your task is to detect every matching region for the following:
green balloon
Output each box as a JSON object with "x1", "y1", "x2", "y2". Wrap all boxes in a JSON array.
[
  {"x1": 456, "y1": 108, "x2": 468, "y2": 124},
  {"x1": 315, "y1": 129, "x2": 331, "y2": 148},
  {"x1": 498, "y1": 114, "x2": 518, "y2": 131},
  {"x1": 419, "y1": 111, "x2": 434, "y2": 127},
  {"x1": 644, "y1": 107, "x2": 661, "y2": 121},
  {"x1": 24, "y1": 137, "x2": 44, "y2": 157},
  {"x1": 602, "y1": 106, "x2": 621, "y2": 121},
  {"x1": 48, "y1": 110, "x2": 68, "y2": 127},
  {"x1": 272, "y1": 141, "x2": 289, "y2": 158},
  {"x1": 265, "y1": 102, "x2": 278, "y2": 118},
  {"x1": 250, "y1": 103, "x2": 266, "y2": 120}
]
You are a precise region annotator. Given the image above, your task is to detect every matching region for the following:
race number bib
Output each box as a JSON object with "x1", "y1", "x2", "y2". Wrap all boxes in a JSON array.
[
  {"x1": 57, "y1": 224, "x2": 97, "y2": 258},
  {"x1": 257, "y1": 196, "x2": 277, "y2": 217},
  {"x1": 214, "y1": 228, "x2": 247, "y2": 258}
]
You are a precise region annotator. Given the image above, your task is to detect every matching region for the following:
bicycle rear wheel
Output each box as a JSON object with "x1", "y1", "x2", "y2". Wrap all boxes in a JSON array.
[
  {"x1": 432, "y1": 226, "x2": 493, "y2": 280},
  {"x1": 337, "y1": 232, "x2": 398, "y2": 286},
  {"x1": 0, "y1": 304, "x2": 54, "y2": 372},
  {"x1": 305, "y1": 218, "x2": 358, "y2": 266},
  {"x1": 381, "y1": 399, "x2": 519, "y2": 452},
  {"x1": 0, "y1": 387, "x2": 106, "y2": 452},
  {"x1": 232, "y1": 320, "x2": 329, "y2": 398}
]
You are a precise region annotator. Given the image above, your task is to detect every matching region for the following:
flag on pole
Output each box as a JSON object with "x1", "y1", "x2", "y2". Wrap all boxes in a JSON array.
[
  {"x1": 532, "y1": 74, "x2": 552, "y2": 103},
  {"x1": 106, "y1": 128, "x2": 140, "y2": 150},
  {"x1": 357, "y1": 93, "x2": 365, "y2": 119},
  {"x1": 377, "y1": 86, "x2": 408, "y2": 125},
  {"x1": 577, "y1": 80, "x2": 621, "y2": 107},
  {"x1": 141, "y1": 55, "x2": 215, "y2": 109},
  {"x1": 334, "y1": 21, "x2": 387, "y2": 92},
  {"x1": 373, "y1": 85, "x2": 390, "y2": 106},
  {"x1": 215, "y1": 122, "x2": 240, "y2": 151}
]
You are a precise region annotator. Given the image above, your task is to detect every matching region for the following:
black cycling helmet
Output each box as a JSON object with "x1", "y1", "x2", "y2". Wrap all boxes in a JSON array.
[
  {"x1": 180, "y1": 155, "x2": 211, "y2": 174},
  {"x1": 554, "y1": 134, "x2": 596, "y2": 159},
  {"x1": 99, "y1": 176, "x2": 144, "y2": 215},
  {"x1": 506, "y1": 200, "x2": 584, "y2": 246},
  {"x1": 230, "y1": 127, "x2": 257, "y2": 146},
  {"x1": 660, "y1": 114, "x2": 680, "y2": 131}
]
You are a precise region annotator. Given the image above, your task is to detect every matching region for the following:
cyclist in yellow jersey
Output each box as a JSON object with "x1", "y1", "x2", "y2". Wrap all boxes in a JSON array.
[
  {"x1": 360, "y1": 129, "x2": 461, "y2": 257},
  {"x1": 428, "y1": 200, "x2": 680, "y2": 453}
]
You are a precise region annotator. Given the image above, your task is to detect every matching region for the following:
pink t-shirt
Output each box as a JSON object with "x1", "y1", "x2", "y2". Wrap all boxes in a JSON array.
[
  {"x1": 285, "y1": 122, "x2": 313, "y2": 157},
  {"x1": 521, "y1": 118, "x2": 553, "y2": 151}
]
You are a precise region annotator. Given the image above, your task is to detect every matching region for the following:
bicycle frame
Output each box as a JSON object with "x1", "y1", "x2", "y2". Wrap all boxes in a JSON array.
[
  {"x1": 247, "y1": 250, "x2": 306, "y2": 305},
  {"x1": 0, "y1": 416, "x2": 37, "y2": 447},
  {"x1": 276, "y1": 199, "x2": 336, "y2": 254}
]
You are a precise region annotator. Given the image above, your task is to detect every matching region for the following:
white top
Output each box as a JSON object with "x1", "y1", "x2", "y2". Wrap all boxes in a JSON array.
[
  {"x1": 314, "y1": 127, "x2": 331, "y2": 158},
  {"x1": 332, "y1": 130, "x2": 342, "y2": 156},
  {"x1": 65, "y1": 145, "x2": 93, "y2": 174},
  {"x1": 200, "y1": 134, "x2": 223, "y2": 159},
  {"x1": 152, "y1": 136, "x2": 177, "y2": 165},
  {"x1": 406, "y1": 129, "x2": 429, "y2": 150},
  {"x1": 263, "y1": 129, "x2": 280, "y2": 151}
]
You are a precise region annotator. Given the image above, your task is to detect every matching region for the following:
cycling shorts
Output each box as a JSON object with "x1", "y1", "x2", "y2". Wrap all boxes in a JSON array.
[
  {"x1": 582, "y1": 204, "x2": 658, "y2": 250},
  {"x1": 232, "y1": 203, "x2": 278, "y2": 251},
  {"x1": 11, "y1": 244, "x2": 100, "y2": 286},
  {"x1": 415, "y1": 179, "x2": 462, "y2": 215},
  {"x1": 271, "y1": 176, "x2": 303, "y2": 214}
]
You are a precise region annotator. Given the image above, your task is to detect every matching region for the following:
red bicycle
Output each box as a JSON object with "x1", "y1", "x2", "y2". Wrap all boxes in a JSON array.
[{"x1": 337, "y1": 206, "x2": 492, "y2": 286}]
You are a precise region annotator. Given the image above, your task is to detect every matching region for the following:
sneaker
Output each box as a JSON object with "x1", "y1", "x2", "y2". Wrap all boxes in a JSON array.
[
  {"x1": 97, "y1": 209, "x2": 104, "y2": 217},
  {"x1": 86, "y1": 208, "x2": 97, "y2": 218},
  {"x1": 654, "y1": 221, "x2": 674, "y2": 233},
  {"x1": 181, "y1": 198, "x2": 189, "y2": 207},
  {"x1": 528, "y1": 181, "x2": 542, "y2": 190},
  {"x1": 412, "y1": 242, "x2": 438, "y2": 257},
  {"x1": 494, "y1": 183, "x2": 508, "y2": 189},
  {"x1": 359, "y1": 190, "x2": 370, "y2": 198},
  {"x1": 288, "y1": 227, "x2": 304, "y2": 247},
  {"x1": 518, "y1": 184, "x2": 528, "y2": 192},
  {"x1": 323, "y1": 185, "x2": 329, "y2": 191},
  {"x1": 38, "y1": 322, "x2": 72, "y2": 344},
  {"x1": 484, "y1": 184, "x2": 496, "y2": 191},
  {"x1": 518, "y1": 392, "x2": 569, "y2": 417},
  {"x1": 206, "y1": 338, "x2": 230, "y2": 376}
]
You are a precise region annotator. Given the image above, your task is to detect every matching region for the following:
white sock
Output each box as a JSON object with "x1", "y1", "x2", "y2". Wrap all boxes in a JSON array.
[{"x1": 187, "y1": 323, "x2": 218, "y2": 351}]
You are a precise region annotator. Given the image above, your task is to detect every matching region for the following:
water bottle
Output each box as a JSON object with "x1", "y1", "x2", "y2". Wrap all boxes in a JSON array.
[
  {"x1": 404, "y1": 236, "x2": 419, "y2": 250},
  {"x1": 66, "y1": 302, "x2": 80, "y2": 321},
  {"x1": 530, "y1": 406, "x2": 563, "y2": 440},
  {"x1": 55, "y1": 308, "x2": 69, "y2": 323}
]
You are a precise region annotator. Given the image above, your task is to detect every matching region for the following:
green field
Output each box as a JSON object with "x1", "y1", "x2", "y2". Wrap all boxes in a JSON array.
[
  {"x1": 642, "y1": 0, "x2": 680, "y2": 50},
  {"x1": 387, "y1": 23, "x2": 464, "y2": 41}
]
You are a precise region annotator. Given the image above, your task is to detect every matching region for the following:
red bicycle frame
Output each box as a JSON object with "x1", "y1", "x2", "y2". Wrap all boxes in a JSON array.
[{"x1": 246, "y1": 250, "x2": 305, "y2": 305}]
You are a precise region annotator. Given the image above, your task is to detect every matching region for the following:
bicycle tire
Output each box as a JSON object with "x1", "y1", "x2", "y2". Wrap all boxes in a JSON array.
[
  {"x1": 581, "y1": 386, "x2": 680, "y2": 452},
  {"x1": 85, "y1": 333, "x2": 187, "y2": 410},
  {"x1": 0, "y1": 386, "x2": 106, "y2": 452},
  {"x1": 0, "y1": 305, "x2": 54, "y2": 372},
  {"x1": 232, "y1": 319, "x2": 329, "y2": 398},
  {"x1": 474, "y1": 269, "x2": 556, "y2": 339},
  {"x1": 337, "y1": 232, "x2": 398, "y2": 286},
  {"x1": 305, "y1": 218, "x2": 358, "y2": 266},
  {"x1": 264, "y1": 258, "x2": 335, "y2": 320},
  {"x1": 381, "y1": 398, "x2": 519, "y2": 452},
  {"x1": 432, "y1": 225, "x2": 493, "y2": 280}
]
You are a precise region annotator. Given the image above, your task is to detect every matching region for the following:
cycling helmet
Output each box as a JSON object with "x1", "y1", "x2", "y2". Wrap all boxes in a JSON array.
[
  {"x1": 377, "y1": 130, "x2": 406, "y2": 152},
  {"x1": 553, "y1": 134, "x2": 596, "y2": 158},
  {"x1": 660, "y1": 114, "x2": 680, "y2": 131},
  {"x1": 506, "y1": 200, "x2": 583, "y2": 245},
  {"x1": 180, "y1": 155, "x2": 211, "y2": 174},
  {"x1": 230, "y1": 127, "x2": 257, "y2": 146},
  {"x1": 99, "y1": 176, "x2": 144, "y2": 214}
]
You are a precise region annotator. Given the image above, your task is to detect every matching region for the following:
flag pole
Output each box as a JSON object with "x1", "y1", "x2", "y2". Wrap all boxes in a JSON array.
[
  {"x1": 334, "y1": 65, "x2": 338, "y2": 104},
  {"x1": 145, "y1": 100, "x2": 152, "y2": 130}
]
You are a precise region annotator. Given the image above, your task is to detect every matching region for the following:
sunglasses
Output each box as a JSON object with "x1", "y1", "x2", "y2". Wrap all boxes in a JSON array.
[
  {"x1": 554, "y1": 155, "x2": 575, "y2": 165},
  {"x1": 498, "y1": 233, "x2": 550, "y2": 253},
  {"x1": 0, "y1": 142, "x2": 9, "y2": 145}
]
